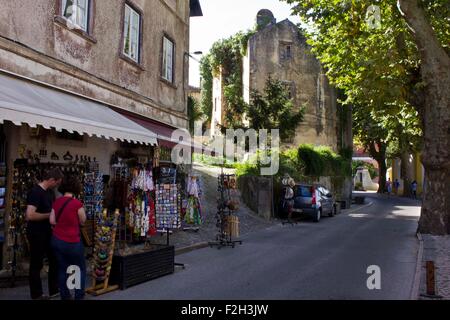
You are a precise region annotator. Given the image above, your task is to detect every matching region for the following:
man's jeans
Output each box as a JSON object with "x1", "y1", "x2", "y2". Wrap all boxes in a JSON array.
[
  {"x1": 27, "y1": 231, "x2": 59, "y2": 299},
  {"x1": 51, "y1": 236, "x2": 86, "y2": 300}
]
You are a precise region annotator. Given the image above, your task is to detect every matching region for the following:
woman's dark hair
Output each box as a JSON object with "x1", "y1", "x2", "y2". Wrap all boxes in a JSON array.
[{"x1": 59, "y1": 176, "x2": 82, "y2": 196}]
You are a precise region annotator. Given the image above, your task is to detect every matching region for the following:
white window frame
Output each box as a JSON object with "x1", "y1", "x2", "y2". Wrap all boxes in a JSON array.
[
  {"x1": 123, "y1": 4, "x2": 141, "y2": 63},
  {"x1": 162, "y1": 36, "x2": 175, "y2": 83},
  {"x1": 61, "y1": 0, "x2": 89, "y2": 32}
]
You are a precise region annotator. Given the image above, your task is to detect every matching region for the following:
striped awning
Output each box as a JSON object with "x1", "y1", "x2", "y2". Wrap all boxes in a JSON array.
[{"x1": 0, "y1": 71, "x2": 158, "y2": 146}]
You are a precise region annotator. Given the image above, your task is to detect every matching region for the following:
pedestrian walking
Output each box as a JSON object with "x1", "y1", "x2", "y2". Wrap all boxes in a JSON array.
[
  {"x1": 50, "y1": 176, "x2": 87, "y2": 300},
  {"x1": 25, "y1": 168, "x2": 64, "y2": 300},
  {"x1": 281, "y1": 175, "x2": 295, "y2": 222},
  {"x1": 386, "y1": 178, "x2": 392, "y2": 196},
  {"x1": 411, "y1": 180, "x2": 418, "y2": 199},
  {"x1": 394, "y1": 179, "x2": 400, "y2": 195}
]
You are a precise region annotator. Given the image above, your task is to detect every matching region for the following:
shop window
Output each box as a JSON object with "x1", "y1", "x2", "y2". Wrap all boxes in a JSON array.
[
  {"x1": 162, "y1": 36, "x2": 175, "y2": 83},
  {"x1": 123, "y1": 3, "x2": 141, "y2": 63},
  {"x1": 61, "y1": 0, "x2": 90, "y2": 32}
]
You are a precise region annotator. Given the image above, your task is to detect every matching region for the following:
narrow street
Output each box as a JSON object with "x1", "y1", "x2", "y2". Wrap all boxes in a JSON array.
[
  {"x1": 96, "y1": 193, "x2": 421, "y2": 300},
  {"x1": 0, "y1": 0, "x2": 447, "y2": 308}
]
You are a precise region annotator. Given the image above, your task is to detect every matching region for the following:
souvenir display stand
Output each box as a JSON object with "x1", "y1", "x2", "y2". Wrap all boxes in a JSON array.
[
  {"x1": 209, "y1": 172, "x2": 242, "y2": 249},
  {"x1": 108, "y1": 160, "x2": 178, "y2": 290},
  {"x1": 154, "y1": 183, "x2": 184, "y2": 269},
  {"x1": 86, "y1": 209, "x2": 120, "y2": 296},
  {"x1": 82, "y1": 160, "x2": 105, "y2": 248},
  {"x1": 108, "y1": 182, "x2": 177, "y2": 290}
]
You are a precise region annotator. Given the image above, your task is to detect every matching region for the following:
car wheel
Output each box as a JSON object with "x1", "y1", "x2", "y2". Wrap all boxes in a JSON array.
[
  {"x1": 328, "y1": 205, "x2": 336, "y2": 217},
  {"x1": 313, "y1": 209, "x2": 321, "y2": 222}
]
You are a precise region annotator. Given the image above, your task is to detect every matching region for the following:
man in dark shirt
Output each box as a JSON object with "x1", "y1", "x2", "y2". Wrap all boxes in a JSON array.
[{"x1": 26, "y1": 168, "x2": 64, "y2": 300}]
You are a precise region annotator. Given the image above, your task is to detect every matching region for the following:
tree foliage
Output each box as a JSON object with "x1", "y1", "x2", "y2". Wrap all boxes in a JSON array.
[
  {"x1": 199, "y1": 54, "x2": 213, "y2": 123},
  {"x1": 283, "y1": 0, "x2": 425, "y2": 150},
  {"x1": 187, "y1": 95, "x2": 203, "y2": 134},
  {"x1": 283, "y1": 0, "x2": 450, "y2": 233},
  {"x1": 245, "y1": 76, "x2": 305, "y2": 141}
]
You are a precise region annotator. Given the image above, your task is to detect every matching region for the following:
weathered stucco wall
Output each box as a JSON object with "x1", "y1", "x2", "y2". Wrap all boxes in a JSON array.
[
  {"x1": 0, "y1": 0, "x2": 191, "y2": 128},
  {"x1": 210, "y1": 74, "x2": 224, "y2": 137},
  {"x1": 246, "y1": 19, "x2": 339, "y2": 151},
  {"x1": 238, "y1": 176, "x2": 274, "y2": 220}
]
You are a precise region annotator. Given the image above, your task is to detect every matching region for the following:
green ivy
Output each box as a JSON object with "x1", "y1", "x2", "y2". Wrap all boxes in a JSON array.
[
  {"x1": 235, "y1": 144, "x2": 351, "y2": 179},
  {"x1": 200, "y1": 29, "x2": 257, "y2": 129},
  {"x1": 199, "y1": 55, "x2": 213, "y2": 123}
]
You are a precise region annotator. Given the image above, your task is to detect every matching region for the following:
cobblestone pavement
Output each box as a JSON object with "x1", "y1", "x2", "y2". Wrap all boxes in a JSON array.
[
  {"x1": 419, "y1": 235, "x2": 450, "y2": 300},
  {"x1": 147, "y1": 163, "x2": 275, "y2": 249}
]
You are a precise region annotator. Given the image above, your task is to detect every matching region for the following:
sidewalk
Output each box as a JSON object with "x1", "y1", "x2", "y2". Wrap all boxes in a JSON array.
[
  {"x1": 418, "y1": 234, "x2": 450, "y2": 300},
  {"x1": 147, "y1": 163, "x2": 275, "y2": 251}
]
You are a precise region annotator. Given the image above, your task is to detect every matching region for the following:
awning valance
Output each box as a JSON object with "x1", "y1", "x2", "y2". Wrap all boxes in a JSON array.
[
  {"x1": 0, "y1": 72, "x2": 158, "y2": 146},
  {"x1": 121, "y1": 112, "x2": 213, "y2": 154}
]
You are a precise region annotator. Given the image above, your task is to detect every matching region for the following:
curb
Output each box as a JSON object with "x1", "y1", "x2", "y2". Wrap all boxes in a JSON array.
[
  {"x1": 411, "y1": 232, "x2": 424, "y2": 300},
  {"x1": 175, "y1": 242, "x2": 209, "y2": 256}
]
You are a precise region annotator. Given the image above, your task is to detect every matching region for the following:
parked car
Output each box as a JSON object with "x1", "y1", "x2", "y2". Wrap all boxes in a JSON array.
[{"x1": 292, "y1": 184, "x2": 336, "y2": 222}]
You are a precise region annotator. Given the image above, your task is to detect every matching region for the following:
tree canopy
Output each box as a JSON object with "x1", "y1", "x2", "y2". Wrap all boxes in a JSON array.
[{"x1": 283, "y1": 0, "x2": 450, "y2": 234}]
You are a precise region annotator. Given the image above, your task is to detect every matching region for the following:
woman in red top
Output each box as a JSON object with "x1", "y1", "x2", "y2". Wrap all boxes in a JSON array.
[{"x1": 50, "y1": 176, "x2": 86, "y2": 300}]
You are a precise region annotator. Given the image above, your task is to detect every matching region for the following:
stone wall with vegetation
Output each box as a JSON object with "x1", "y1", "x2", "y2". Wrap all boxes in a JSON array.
[{"x1": 236, "y1": 144, "x2": 353, "y2": 218}]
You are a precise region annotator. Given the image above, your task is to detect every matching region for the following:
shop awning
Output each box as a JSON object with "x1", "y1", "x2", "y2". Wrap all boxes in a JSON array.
[
  {"x1": 121, "y1": 112, "x2": 183, "y2": 148},
  {"x1": 0, "y1": 72, "x2": 158, "y2": 145},
  {"x1": 122, "y1": 112, "x2": 213, "y2": 154}
]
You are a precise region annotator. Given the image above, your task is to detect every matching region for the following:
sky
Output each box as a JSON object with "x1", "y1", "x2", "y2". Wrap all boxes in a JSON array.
[{"x1": 188, "y1": 0, "x2": 301, "y2": 87}]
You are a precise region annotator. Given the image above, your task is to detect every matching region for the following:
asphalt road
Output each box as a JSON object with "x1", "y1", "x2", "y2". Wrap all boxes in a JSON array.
[{"x1": 99, "y1": 193, "x2": 421, "y2": 300}]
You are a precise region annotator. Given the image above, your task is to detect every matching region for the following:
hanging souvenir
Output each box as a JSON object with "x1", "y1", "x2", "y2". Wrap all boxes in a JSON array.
[{"x1": 184, "y1": 175, "x2": 202, "y2": 225}]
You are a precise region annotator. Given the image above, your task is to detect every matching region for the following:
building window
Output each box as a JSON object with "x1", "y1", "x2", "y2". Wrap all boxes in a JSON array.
[
  {"x1": 280, "y1": 42, "x2": 293, "y2": 61},
  {"x1": 123, "y1": 4, "x2": 141, "y2": 63},
  {"x1": 162, "y1": 36, "x2": 175, "y2": 83},
  {"x1": 286, "y1": 45, "x2": 292, "y2": 58},
  {"x1": 61, "y1": 0, "x2": 89, "y2": 31}
]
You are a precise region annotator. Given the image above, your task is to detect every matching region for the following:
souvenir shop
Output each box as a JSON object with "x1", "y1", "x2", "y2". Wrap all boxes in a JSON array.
[
  {"x1": 0, "y1": 116, "x2": 206, "y2": 291},
  {"x1": 0, "y1": 77, "x2": 206, "y2": 293}
]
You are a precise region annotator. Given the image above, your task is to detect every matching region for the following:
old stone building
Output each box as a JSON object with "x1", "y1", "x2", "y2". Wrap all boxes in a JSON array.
[{"x1": 212, "y1": 9, "x2": 352, "y2": 153}]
